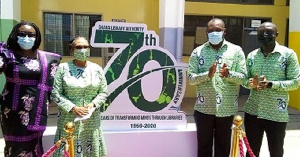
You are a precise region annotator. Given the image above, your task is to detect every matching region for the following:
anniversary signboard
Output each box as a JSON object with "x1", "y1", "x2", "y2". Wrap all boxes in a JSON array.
[{"x1": 90, "y1": 21, "x2": 187, "y2": 131}]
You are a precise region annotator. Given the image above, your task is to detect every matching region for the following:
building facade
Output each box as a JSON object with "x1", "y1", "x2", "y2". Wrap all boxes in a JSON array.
[{"x1": 1, "y1": 0, "x2": 300, "y2": 108}]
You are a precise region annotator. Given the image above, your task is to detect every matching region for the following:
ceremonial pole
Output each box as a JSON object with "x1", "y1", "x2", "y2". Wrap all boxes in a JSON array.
[
  {"x1": 231, "y1": 115, "x2": 243, "y2": 157},
  {"x1": 64, "y1": 122, "x2": 76, "y2": 157}
]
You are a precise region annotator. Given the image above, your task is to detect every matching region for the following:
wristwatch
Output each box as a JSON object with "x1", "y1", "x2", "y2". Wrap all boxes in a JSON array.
[{"x1": 71, "y1": 106, "x2": 76, "y2": 113}]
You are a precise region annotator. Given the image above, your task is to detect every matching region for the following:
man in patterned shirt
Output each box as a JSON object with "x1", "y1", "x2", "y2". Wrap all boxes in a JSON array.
[
  {"x1": 188, "y1": 18, "x2": 247, "y2": 157},
  {"x1": 243, "y1": 22, "x2": 300, "y2": 157}
]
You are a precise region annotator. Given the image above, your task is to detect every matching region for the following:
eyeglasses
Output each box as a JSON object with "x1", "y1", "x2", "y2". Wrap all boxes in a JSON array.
[
  {"x1": 17, "y1": 32, "x2": 36, "y2": 38},
  {"x1": 74, "y1": 45, "x2": 90, "y2": 49}
]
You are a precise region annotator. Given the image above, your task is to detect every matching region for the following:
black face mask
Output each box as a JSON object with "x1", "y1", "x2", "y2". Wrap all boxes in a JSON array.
[{"x1": 258, "y1": 32, "x2": 276, "y2": 46}]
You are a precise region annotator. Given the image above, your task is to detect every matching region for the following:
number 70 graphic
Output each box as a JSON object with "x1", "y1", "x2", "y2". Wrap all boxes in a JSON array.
[{"x1": 90, "y1": 22, "x2": 186, "y2": 112}]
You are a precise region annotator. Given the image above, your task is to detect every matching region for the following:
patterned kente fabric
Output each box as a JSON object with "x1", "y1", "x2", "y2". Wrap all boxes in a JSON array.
[
  {"x1": 0, "y1": 42, "x2": 61, "y2": 156},
  {"x1": 51, "y1": 61, "x2": 108, "y2": 157},
  {"x1": 243, "y1": 42, "x2": 300, "y2": 122},
  {"x1": 188, "y1": 40, "x2": 247, "y2": 117}
]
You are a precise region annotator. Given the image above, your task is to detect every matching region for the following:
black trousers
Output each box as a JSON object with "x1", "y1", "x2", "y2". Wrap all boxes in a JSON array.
[
  {"x1": 194, "y1": 110, "x2": 234, "y2": 157},
  {"x1": 244, "y1": 113, "x2": 287, "y2": 157}
]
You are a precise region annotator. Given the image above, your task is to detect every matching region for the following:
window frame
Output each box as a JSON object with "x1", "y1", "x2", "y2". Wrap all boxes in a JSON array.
[
  {"x1": 43, "y1": 11, "x2": 102, "y2": 56},
  {"x1": 185, "y1": 0, "x2": 274, "y2": 5}
]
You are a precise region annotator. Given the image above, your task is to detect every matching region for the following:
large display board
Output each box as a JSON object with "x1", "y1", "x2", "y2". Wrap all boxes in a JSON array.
[{"x1": 90, "y1": 22, "x2": 187, "y2": 131}]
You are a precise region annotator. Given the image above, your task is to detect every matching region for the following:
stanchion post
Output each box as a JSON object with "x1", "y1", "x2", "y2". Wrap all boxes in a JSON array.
[
  {"x1": 231, "y1": 115, "x2": 243, "y2": 157},
  {"x1": 64, "y1": 122, "x2": 76, "y2": 157}
]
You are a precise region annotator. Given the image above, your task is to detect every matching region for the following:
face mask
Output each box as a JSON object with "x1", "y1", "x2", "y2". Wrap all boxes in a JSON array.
[
  {"x1": 74, "y1": 48, "x2": 90, "y2": 61},
  {"x1": 258, "y1": 32, "x2": 275, "y2": 46},
  {"x1": 208, "y1": 31, "x2": 224, "y2": 45},
  {"x1": 17, "y1": 36, "x2": 36, "y2": 50}
]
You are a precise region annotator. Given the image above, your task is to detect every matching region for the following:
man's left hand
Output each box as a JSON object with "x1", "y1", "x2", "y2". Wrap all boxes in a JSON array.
[
  {"x1": 219, "y1": 63, "x2": 229, "y2": 78},
  {"x1": 257, "y1": 76, "x2": 267, "y2": 90}
]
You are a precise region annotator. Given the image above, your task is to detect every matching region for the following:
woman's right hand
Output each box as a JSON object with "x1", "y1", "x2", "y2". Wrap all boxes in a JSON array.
[{"x1": 71, "y1": 106, "x2": 89, "y2": 116}]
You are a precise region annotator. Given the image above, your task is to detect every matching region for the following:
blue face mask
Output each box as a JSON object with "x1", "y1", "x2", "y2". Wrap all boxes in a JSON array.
[
  {"x1": 17, "y1": 36, "x2": 36, "y2": 50},
  {"x1": 208, "y1": 31, "x2": 224, "y2": 45}
]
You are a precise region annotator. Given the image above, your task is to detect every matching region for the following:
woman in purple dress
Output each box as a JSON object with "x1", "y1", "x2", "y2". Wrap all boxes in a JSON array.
[{"x1": 0, "y1": 21, "x2": 61, "y2": 156}]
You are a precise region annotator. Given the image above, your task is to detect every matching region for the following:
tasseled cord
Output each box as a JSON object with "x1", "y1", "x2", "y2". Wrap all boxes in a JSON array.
[
  {"x1": 242, "y1": 132, "x2": 256, "y2": 157},
  {"x1": 42, "y1": 140, "x2": 62, "y2": 157}
]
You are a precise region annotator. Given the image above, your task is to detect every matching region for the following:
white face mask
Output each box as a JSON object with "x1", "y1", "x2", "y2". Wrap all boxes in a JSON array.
[
  {"x1": 17, "y1": 36, "x2": 36, "y2": 50},
  {"x1": 208, "y1": 31, "x2": 224, "y2": 45}
]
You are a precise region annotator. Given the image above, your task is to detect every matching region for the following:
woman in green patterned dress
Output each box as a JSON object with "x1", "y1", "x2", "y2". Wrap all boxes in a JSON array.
[{"x1": 51, "y1": 37, "x2": 108, "y2": 157}]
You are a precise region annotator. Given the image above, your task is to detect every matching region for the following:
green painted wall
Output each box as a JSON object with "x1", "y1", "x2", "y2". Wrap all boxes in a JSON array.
[
  {"x1": 0, "y1": 19, "x2": 18, "y2": 42},
  {"x1": 0, "y1": 19, "x2": 18, "y2": 92},
  {"x1": 0, "y1": 74, "x2": 5, "y2": 92}
]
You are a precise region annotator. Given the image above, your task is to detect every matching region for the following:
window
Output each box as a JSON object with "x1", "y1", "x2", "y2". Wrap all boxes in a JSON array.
[
  {"x1": 217, "y1": 17, "x2": 243, "y2": 47},
  {"x1": 185, "y1": 0, "x2": 274, "y2": 5},
  {"x1": 183, "y1": 15, "x2": 243, "y2": 55},
  {"x1": 241, "y1": 0, "x2": 273, "y2": 4},
  {"x1": 44, "y1": 12, "x2": 102, "y2": 56},
  {"x1": 183, "y1": 16, "x2": 211, "y2": 55},
  {"x1": 183, "y1": 15, "x2": 272, "y2": 56},
  {"x1": 285, "y1": 19, "x2": 289, "y2": 47}
]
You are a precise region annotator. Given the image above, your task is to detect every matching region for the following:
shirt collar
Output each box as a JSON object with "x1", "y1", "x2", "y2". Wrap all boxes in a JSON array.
[
  {"x1": 259, "y1": 42, "x2": 284, "y2": 55},
  {"x1": 205, "y1": 39, "x2": 228, "y2": 49}
]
